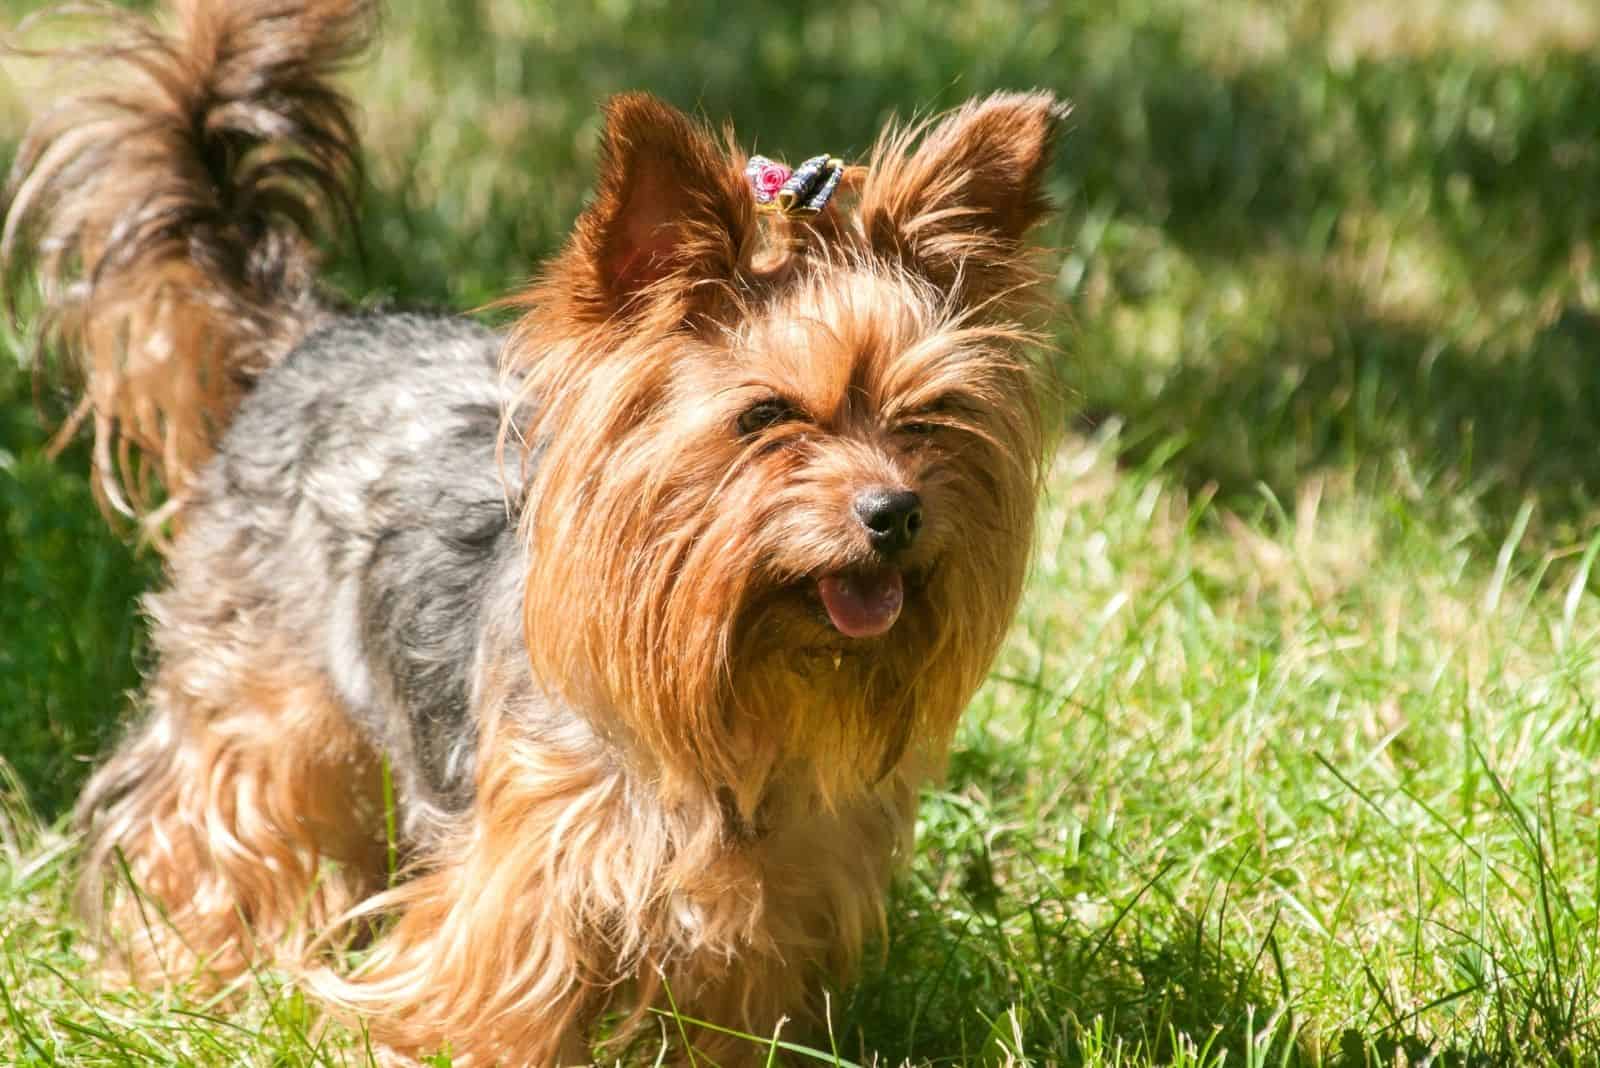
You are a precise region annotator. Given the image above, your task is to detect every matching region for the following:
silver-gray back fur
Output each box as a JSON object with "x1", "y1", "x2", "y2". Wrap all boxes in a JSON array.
[{"x1": 181, "y1": 310, "x2": 525, "y2": 832}]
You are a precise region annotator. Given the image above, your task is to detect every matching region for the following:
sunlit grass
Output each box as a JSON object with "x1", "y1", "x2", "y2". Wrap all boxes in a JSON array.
[{"x1": 4, "y1": 0, "x2": 1600, "y2": 1064}]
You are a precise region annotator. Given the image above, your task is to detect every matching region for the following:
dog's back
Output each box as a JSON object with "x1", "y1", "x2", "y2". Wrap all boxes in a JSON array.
[{"x1": 196, "y1": 310, "x2": 524, "y2": 825}]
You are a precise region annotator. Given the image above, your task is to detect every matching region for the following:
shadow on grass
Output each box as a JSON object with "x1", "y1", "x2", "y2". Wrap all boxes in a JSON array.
[
  {"x1": 843, "y1": 875, "x2": 1297, "y2": 1065},
  {"x1": 1073, "y1": 288, "x2": 1600, "y2": 543},
  {"x1": 845, "y1": 848, "x2": 1600, "y2": 1068}
]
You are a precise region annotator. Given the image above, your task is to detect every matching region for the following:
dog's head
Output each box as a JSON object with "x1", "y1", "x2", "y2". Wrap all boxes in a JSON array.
[{"x1": 507, "y1": 92, "x2": 1063, "y2": 808}]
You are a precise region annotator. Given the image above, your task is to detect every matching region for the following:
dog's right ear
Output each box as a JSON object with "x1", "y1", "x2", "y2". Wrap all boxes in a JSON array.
[{"x1": 559, "y1": 94, "x2": 752, "y2": 322}]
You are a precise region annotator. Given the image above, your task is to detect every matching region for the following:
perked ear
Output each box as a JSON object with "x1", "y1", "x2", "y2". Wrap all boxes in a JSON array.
[
  {"x1": 858, "y1": 91, "x2": 1068, "y2": 302},
  {"x1": 563, "y1": 93, "x2": 752, "y2": 320}
]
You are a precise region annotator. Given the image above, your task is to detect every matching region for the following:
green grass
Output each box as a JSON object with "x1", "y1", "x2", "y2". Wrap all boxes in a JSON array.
[{"x1": 5, "y1": 0, "x2": 1600, "y2": 1063}]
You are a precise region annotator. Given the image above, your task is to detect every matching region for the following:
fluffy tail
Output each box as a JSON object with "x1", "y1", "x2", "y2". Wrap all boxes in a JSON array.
[{"x1": 1, "y1": 0, "x2": 374, "y2": 530}]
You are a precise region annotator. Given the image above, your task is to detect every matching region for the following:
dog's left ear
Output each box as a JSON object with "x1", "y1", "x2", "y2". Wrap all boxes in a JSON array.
[
  {"x1": 562, "y1": 93, "x2": 752, "y2": 322},
  {"x1": 858, "y1": 91, "x2": 1067, "y2": 302}
]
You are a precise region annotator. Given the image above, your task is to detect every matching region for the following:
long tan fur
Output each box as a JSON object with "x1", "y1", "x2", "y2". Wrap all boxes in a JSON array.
[{"x1": 77, "y1": 629, "x2": 387, "y2": 986}]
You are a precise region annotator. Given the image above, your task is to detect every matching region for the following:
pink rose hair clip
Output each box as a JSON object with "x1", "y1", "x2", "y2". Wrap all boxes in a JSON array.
[{"x1": 745, "y1": 153, "x2": 845, "y2": 215}]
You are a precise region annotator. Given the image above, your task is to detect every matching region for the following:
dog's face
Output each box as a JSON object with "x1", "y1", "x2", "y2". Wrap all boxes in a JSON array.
[{"x1": 508, "y1": 93, "x2": 1061, "y2": 808}]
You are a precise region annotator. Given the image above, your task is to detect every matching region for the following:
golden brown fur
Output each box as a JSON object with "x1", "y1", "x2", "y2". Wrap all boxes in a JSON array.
[
  {"x1": 77, "y1": 632, "x2": 387, "y2": 985},
  {"x1": 310, "y1": 671, "x2": 922, "y2": 1063},
  {"x1": 5, "y1": 3, "x2": 1065, "y2": 1063}
]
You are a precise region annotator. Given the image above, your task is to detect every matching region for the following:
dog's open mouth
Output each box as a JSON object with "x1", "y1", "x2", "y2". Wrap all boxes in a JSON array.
[{"x1": 816, "y1": 568, "x2": 904, "y2": 638}]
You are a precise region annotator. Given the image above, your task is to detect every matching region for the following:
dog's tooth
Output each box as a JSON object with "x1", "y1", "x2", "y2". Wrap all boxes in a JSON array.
[{"x1": 832, "y1": 651, "x2": 842, "y2": 670}]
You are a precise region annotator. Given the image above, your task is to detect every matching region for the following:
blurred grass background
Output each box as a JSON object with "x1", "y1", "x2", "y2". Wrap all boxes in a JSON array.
[{"x1": 5, "y1": 0, "x2": 1600, "y2": 1064}]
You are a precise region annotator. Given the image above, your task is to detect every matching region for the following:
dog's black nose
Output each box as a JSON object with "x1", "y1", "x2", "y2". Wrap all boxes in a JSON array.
[{"x1": 853, "y1": 488, "x2": 923, "y2": 555}]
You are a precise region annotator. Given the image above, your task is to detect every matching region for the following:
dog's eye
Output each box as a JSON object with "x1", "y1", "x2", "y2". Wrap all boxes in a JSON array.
[
  {"x1": 737, "y1": 398, "x2": 798, "y2": 436},
  {"x1": 899, "y1": 398, "x2": 960, "y2": 436}
]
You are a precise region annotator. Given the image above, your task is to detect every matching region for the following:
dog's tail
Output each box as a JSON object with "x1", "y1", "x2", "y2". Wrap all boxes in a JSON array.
[{"x1": 1, "y1": 0, "x2": 374, "y2": 530}]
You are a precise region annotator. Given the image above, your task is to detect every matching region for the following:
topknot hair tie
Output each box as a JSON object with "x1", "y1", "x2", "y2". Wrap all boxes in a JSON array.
[{"x1": 745, "y1": 154, "x2": 845, "y2": 216}]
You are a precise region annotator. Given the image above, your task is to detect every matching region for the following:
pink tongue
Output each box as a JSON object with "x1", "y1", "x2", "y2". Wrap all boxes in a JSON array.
[{"x1": 817, "y1": 570, "x2": 904, "y2": 638}]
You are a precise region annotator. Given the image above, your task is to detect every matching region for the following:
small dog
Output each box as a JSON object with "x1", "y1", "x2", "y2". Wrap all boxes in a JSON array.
[{"x1": 4, "y1": 0, "x2": 1061, "y2": 1061}]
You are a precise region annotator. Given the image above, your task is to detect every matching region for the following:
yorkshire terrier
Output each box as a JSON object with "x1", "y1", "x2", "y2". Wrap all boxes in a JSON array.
[{"x1": 3, "y1": 0, "x2": 1062, "y2": 1062}]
